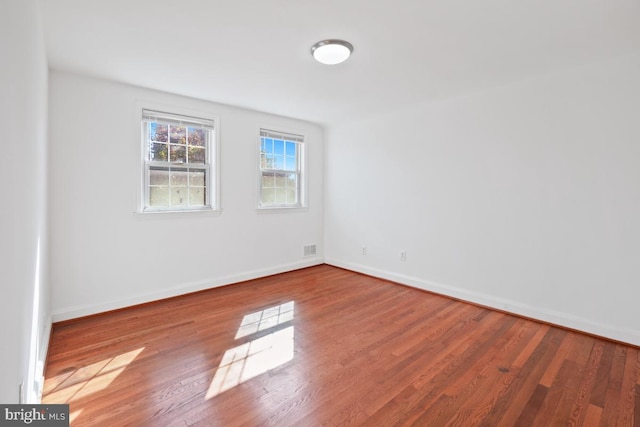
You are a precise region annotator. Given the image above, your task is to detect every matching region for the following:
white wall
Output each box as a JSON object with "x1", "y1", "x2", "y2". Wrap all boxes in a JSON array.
[
  {"x1": 49, "y1": 72, "x2": 324, "y2": 321},
  {"x1": 0, "y1": 0, "x2": 51, "y2": 403},
  {"x1": 325, "y1": 52, "x2": 640, "y2": 345}
]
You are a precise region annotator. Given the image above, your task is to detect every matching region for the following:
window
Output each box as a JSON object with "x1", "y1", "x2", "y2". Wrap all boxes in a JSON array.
[
  {"x1": 142, "y1": 109, "x2": 215, "y2": 212},
  {"x1": 259, "y1": 129, "x2": 304, "y2": 208}
]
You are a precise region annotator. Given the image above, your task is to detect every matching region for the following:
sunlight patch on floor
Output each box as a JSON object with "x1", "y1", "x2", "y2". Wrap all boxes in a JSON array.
[
  {"x1": 69, "y1": 408, "x2": 83, "y2": 424},
  {"x1": 43, "y1": 347, "x2": 145, "y2": 404},
  {"x1": 206, "y1": 302, "x2": 295, "y2": 399},
  {"x1": 235, "y1": 301, "x2": 294, "y2": 339}
]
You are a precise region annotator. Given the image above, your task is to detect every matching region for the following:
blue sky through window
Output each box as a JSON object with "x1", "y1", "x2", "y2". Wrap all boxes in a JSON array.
[
  {"x1": 274, "y1": 139, "x2": 284, "y2": 155},
  {"x1": 261, "y1": 137, "x2": 298, "y2": 171}
]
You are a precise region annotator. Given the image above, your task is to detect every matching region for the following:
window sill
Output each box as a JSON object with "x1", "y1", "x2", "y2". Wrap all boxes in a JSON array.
[
  {"x1": 256, "y1": 205, "x2": 308, "y2": 214},
  {"x1": 134, "y1": 208, "x2": 222, "y2": 218}
]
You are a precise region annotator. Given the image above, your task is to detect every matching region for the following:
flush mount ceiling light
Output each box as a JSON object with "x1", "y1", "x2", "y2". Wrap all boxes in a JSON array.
[{"x1": 310, "y1": 39, "x2": 353, "y2": 65}]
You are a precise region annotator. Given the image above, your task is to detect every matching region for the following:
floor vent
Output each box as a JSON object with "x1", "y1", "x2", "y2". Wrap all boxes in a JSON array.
[{"x1": 304, "y1": 245, "x2": 317, "y2": 257}]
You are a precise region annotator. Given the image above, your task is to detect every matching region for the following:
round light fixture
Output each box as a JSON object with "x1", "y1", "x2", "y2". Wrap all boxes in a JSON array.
[{"x1": 310, "y1": 39, "x2": 353, "y2": 65}]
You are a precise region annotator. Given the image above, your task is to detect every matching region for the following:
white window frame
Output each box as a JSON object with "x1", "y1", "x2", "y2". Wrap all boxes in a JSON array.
[
  {"x1": 139, "y1": 106, "x2": 220, "y2": 214},
  {"x1": 257, "y1": 127, "x2": 306, "y2": 210}
]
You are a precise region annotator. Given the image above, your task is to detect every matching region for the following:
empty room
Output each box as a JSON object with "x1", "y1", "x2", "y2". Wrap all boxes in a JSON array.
[{"x1": 2, "y1": 0, "x2": 640, "y2": 425}]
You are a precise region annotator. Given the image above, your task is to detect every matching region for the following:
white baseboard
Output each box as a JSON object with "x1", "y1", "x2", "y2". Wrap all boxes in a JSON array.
[
  {"x1": 52, "y1": 258, "x2": 324, "y2": 322},
  {"x1": 325, "y1": 258, "x2": 640, "y2": 347}
]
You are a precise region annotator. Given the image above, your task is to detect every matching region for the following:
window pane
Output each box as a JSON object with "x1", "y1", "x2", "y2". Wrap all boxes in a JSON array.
[
  {"x1": 285, "y1": 141, "x2": 296, "y2": 156},
  {"x1": 188, "y1": 127, "x2": 206, "y2": 147},
  {"x1": 285, "y1": 188, "x2": 296, "y2": 204},
  {"x1": 261, "y1": 188, "x2": 275, "y2": 204},
  {"x1": 274, "y1": 139, "x2": 284, "y2": 155},
  {"x1": 169, "y1": 125, "x2": 186, "y2": 144},
  {"x1": 262, "y1": 172, "x2": 275, "y2": 187},
  {"x1": 264, "y1": 154, "x2": 275, "y2": 169},
  {"x1": 274, "y1": 188, "x2": 288, "y2": 204},
  {"x1": 189, "y1": 187, "x2": 206, "y2": 206},
  {"x1": 150, "y1": 123, "x2": 168, "y2": 142},
  {"x1": 285, "y1": 156, "x2": 296, "y2": 171},
  {"x1": 149, "y1": 187, "x2": 170, "y2": 206},
  {"x1": 170, "y1": 145, "x2": 186, "y2": 163},
  {"x1": 150, "y1": 143, "x2": 168, "y2": 162},
  {"x1": 170, "y1": 170, "x2": 188, "y2": 186},
  {"x1": 276, "y1": 174, "x2": 290, "y2": 188},
  {"x1": 273, "y1": 155, "x2": 284, "y2": 169},
  {"x1": 189, "y1": 170, "x2": 205, "y2": 186},
  {"x1": 263, "y1": 138, "x2": 273, "y2": 154},
  {"x1": 149, "y1": 167, "x2": 169, "y2": 185},
  {"x1": 286, "y1": 173, "x2": 297, "y2": 188},
  {"x1": 171, "y1": 188, "x2": 187, "y2": 206},
  {"x1": 188, "y1": 147, "x2": 205, "y2": 163}
]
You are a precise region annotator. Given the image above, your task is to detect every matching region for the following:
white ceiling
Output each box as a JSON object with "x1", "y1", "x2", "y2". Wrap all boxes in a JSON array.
[{"x1": 39, "y1": 0, "x2": 640, "y2": 127}]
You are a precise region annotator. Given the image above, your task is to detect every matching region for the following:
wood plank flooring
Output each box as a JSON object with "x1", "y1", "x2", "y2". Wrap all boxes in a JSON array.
[{"x1": 43, "y1": 265, "x2": 640, "y2": 426}]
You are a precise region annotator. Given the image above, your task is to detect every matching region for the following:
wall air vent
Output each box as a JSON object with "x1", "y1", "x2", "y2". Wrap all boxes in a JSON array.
[{"x1": 304, "y1": 245, "x2": 317, "y2": 257}]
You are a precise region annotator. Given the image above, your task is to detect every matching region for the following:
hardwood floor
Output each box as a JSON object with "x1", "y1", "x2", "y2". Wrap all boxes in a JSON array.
[{"x1": 43, "y1": 265, "x2": 640, "y2": 426}]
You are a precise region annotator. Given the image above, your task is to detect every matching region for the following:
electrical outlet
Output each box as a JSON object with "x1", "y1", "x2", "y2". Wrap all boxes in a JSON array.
[
  {"x1": 400, "y1": 251, "x2": 407, "y2": 261},
  {"x1": 362, "y1": 246, "x2": 367, "y2": 255}
]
